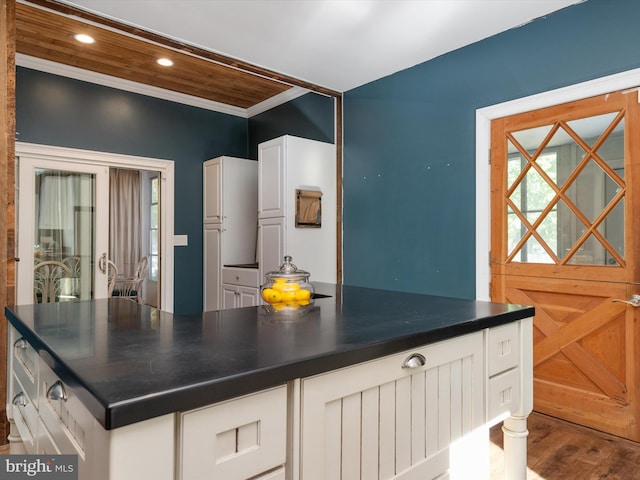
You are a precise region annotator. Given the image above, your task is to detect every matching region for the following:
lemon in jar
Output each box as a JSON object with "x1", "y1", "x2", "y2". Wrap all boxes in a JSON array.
[
  {"x1": 294, "y1": 289, "x2": 311, "y2": 301},
  {"x1": 281, "y1": 290, "x2": 297, "y2": 303},
  {"x1": 262, "y1": 288, "x2": 282, "y2": 304}
]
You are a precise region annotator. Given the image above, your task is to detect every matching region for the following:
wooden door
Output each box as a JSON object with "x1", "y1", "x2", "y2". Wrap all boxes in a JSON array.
[{"x1": 490, "y1": 91, "x2": 640, "y2": 440}]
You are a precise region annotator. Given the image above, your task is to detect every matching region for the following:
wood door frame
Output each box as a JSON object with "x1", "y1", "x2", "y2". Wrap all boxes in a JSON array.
[{"x1": 475, "y1": 67, "x2": 640, "y2": 301}]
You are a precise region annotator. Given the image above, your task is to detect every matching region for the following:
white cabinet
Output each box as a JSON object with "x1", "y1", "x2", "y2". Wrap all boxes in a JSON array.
[
  {"x1": 7, "y1": 318, "x2": 533, "y2": 480},
  {"x1": 257, "y1": 136, "x2": 336, "y2": 284},
  {"x1": 37, "y1": 357, "x2": 95, "y2": 473},
  {"x1": 222, "y1": 267, "x2": 260, "y2": 309},
  {"x1": 203, "y1": 156, "x2": 258, "y2": 311},
  {"x1": 299, "y1": 332, "x2": 484, "y2": 480},
  {"x1": 7, "y1": 326, "x2": 39, "y2": 454},
  {"x1": 486, "y1": 321, "x2": 522, "y2": 422},
  {"x1": 6, "y1": 324, "x2": 175, "y2": 480},
  {"x1": 222, "y1": 285, "x2": 260, "y2": 309},
  {"x1": 180, "y1": 385, "x2": 287, "y2": 480}
]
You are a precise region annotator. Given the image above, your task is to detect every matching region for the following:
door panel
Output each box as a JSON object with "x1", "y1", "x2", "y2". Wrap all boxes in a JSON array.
[
  {"x1": 491, "y1": 91, "x2": 640, "y2": 440},
  {"x1": 17, "y1": 157, "x2": 109, "y2": 304}
]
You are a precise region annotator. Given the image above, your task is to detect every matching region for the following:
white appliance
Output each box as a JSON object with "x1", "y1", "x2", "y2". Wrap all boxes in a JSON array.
[
  {"x1": 203, "y1": 156, "x2": 258, "y2": 311},
  {"x1": 257, "y1": 135, "x2": 337, "y2": 285}
]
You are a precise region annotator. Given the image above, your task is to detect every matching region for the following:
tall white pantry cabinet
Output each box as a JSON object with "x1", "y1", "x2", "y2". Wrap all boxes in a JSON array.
[
  {"x1": 258, "y1": 135, "x2": 337, "y2": 284},
  {"x1": 203, "y1": 156, "x2": 258, "y2": 311}
]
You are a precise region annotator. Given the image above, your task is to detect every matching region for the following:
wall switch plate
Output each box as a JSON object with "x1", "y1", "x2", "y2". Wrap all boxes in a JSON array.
[{"x1": 174, "y1": 235, "x2": 188, "y2": 246}]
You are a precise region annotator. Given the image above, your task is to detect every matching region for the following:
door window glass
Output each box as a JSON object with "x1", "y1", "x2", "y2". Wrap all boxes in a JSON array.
[
  {"x1": 34, "y1": 169, "x2": 95, "y2": 302},
  {"x1": 506, "y1": 112, "x2": 625, "y2": 266}
]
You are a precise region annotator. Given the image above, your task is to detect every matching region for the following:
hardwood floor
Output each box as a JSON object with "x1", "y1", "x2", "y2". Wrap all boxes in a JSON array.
[{"x1": 491, "y1": 412, "x2": 640, "y2": 479}]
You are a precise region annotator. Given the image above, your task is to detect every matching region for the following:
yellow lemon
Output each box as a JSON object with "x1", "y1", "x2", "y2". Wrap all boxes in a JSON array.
[
  {"x1": 281, "y1": 291, "x2": 297, "y2": 303},
  {"x1": 272, "y1": 303, "x2": 287, "y2": 311},
  {"x1": 294, "y1": 289, "x2": 311, "y2": 301},
  {"x1": 262, "y1": 289, "x2": 282, "y2": 304}
]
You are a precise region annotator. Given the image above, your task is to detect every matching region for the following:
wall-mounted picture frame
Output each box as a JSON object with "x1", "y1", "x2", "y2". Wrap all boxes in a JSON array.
[{"x1": 295, "y1": 189, "x2": 322, "y2": 228}]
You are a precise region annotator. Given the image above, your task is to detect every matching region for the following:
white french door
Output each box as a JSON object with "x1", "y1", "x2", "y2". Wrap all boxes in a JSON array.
[{"x1": 17, "y1": 156, "x2": 110, "y2": 304}]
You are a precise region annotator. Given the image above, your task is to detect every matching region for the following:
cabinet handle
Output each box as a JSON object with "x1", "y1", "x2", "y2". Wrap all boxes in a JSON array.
[
  {"x1": 402, "y1": 353, "x2": 426, "y2": 369},
  {"x1": 13, "y1": 338, "x2": 28, "y2": 350},
  {"x1": 12, "y1": 392, "x2": 26, "y2": 407},
  {"x1": 47, "y1": 381, "x2": 68, "y2": 402}
]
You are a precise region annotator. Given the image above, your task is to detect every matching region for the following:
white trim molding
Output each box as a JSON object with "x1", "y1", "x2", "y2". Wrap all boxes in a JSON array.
[
  {"x1": 15, "y1": 142, "x2": 176, "y2": 312},
  {"x1": 475, "y1": 67, "x2": 640, "y2": 301}
]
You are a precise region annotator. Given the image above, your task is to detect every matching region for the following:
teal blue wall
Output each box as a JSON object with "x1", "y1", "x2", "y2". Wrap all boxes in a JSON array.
[
  {"x1": 248, "y1": 93, "x2": 335, "y2": 159},
  {"x1": 16, "y1": 67, "x2": 248, "y2": 314},
  {"x1": 16, "y1": 68, "x2": 334, "y2": 313},
  {"x1": 342, "y1": 0, "x2": 640, "y2": 298}
]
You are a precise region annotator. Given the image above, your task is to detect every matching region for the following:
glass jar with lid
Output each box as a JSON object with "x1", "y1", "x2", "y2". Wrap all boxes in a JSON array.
[{"x1": 261, "y1": 256, "x2": 315, "y2": 315}]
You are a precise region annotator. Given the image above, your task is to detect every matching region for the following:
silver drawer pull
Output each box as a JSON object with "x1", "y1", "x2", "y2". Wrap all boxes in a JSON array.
[
  {"x1": 12, "y1": 392, "x2": 26, "y2": 407},
  {"x1": 402, "y1": 353, "x2": 426, "y2": 369},
  {"x1": 13, "y1": 338, "x2": 28, "y2": 350},
  {"x1": 47, "y1": 381, "x2": 68, "y2": 402}
]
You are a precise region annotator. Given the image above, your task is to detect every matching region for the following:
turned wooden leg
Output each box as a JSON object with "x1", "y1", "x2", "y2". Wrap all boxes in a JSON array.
[
  {"x1": 502, "y1": 414, "x2": 529, "y2": 480},
  {"x1": 7, "y1": 418, "x2": 26, "y2": 454}
]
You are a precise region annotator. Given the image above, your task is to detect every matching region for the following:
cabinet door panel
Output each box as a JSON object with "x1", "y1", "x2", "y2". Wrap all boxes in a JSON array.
[
  {"x1": 258, "y1": 139, "x2": 284, "y2": 218},
  {"x1": 488, "y1": 368, "x2": 521, "y2": 422},
  {"x1": 301, "y1": 332, "x2": 484, "y2": 480},
  {"x1": 203, "y1": 159, "x2": 222, "y2": 223},
  {"x1": 222, "y1": 284, "x2": 238, "y2": 309},
  {"x1": 203, "y1": 224, "x2": 222, "y2": 311},
  {"x1": 258, "y1": 217, "x2": 285, "y2": 281},
  {"x1": 238, "y1": 286, "x2": 259, "y2": 308}
]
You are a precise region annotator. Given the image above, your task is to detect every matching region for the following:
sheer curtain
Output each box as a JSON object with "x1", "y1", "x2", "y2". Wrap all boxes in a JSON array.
[
  {"x1": 37, "y1": 173, "x2": 76, "y2": 254},
  {"x1": 109, "y1": 168, "x2": 141, "y2": 277}
]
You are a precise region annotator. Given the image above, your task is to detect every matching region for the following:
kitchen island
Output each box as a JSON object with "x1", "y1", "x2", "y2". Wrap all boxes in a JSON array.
[{"x1": 5, "y1": 283, "x2": 534, "y2": 480}]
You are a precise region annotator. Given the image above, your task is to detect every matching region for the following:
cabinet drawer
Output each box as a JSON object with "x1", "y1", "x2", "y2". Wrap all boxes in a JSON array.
[
  {"x1": 180, "y1": 385, "x2": 287, "y2": 480},
  {"x1": 38, "y1": 359, "x2": 93, "y2": 459},
  {"x1": 10, "y1": 373, "x2": 38, "y2": 454},
  {"x1": 488, "y1": 367, "x2": 521, "y2": 422},
  {"x1": 222, "y1": 267, "x2": 260, "y2": 287},
  {"x1": 11, "y1": 331, "x2": 38, "y2": 401},
  {"x1": 487, "y1": 322, "x2": 520, "y2": 377}
]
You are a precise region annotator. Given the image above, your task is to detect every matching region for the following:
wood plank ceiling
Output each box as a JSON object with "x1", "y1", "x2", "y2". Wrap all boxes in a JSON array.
[{"x1": 16, "y1": 1, "x2": 339, "y2": 110}]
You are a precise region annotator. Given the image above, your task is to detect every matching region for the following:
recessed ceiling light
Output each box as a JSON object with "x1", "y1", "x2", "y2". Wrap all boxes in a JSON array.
[
  {"x1": 74, "y1": 33, "x2": 95, "y2": 44},
  {"x1": 157, "y1": 58, "x2": 173, "y2": 67}
]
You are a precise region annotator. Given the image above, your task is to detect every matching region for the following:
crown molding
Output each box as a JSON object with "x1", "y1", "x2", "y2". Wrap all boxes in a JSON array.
[{"x1": 247, "y1": 86, "x2": 310, "y2": 117}]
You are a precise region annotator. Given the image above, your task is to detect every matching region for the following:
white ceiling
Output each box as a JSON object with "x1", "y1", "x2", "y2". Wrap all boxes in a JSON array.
[{"x1": 59, "y1": 0, "x2": 584, "y2": 92}]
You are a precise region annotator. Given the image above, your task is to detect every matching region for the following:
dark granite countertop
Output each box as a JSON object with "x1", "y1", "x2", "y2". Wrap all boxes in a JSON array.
[{"x1": 5, "y1": 283, "x2": 534, "y2": 430}]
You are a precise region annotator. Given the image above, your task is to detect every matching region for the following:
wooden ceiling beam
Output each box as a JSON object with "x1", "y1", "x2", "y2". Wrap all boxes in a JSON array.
[{"x1": 21, "y1": 0, "x2": 341, "y2": 99}]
